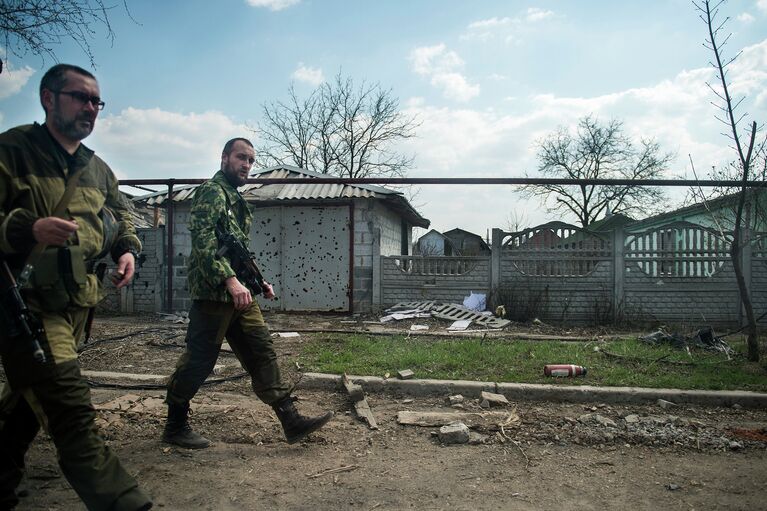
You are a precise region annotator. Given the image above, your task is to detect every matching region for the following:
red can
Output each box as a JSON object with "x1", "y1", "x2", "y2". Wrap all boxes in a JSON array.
[{"x1": 544, "y1": 364, "x2": 587, "y2": 377}]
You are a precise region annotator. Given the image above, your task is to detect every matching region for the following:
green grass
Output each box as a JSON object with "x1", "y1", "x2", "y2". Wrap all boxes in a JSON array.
[{"x1": 298, "y1": 334, "x2": 767, "y2": 391}]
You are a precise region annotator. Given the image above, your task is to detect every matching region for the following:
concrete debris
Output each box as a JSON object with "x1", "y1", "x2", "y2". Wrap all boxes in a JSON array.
[
  {"x1": 342, "y1": 373, "x2": 365, "y2": 402},
  {"x1": 479, "y1": 391, "x2": 509, "y2": 407},
  {"x1": 382, "y1": 301, "x2": 511, "y2": 329},
  {"x1": 158, "y1": 312, "x2": 190, "y2": 324},
  {"x1": 275, "y1": 332, "x2": 300, "y2": 338},
  {"x1": 397, "y1": 369, "x2": 415, "y2": 380},
  {"x1": 578, "y1": 413, "x2": 618, "y2": 429},
  {"x1": 397, "y1": 410, "x2": 519, "y2": 431},
  {"x1": 657, "y1": 399, "x2": 677, "y2": 409},
  {"x1": 447, "y1": 319, "x2": 472, "y2": 331},
  {"x1": 468, "y1": 431, "x2": 489, "y2": 445},
  {"x1": 342, "y1": 373, "x2": 378, "y2": 429},
  {"x1": 438, "y1": 422, "x2": 470, "y2": 444},
  {"x1": 212, "y1": 364, "x2": 227, "y2": 375},
  {"x1": 448, "y1": 394, "x2": 465, "y2": 405}
]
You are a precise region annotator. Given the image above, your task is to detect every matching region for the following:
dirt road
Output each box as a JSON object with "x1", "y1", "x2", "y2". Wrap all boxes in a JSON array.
[{"x1": 10, "y1": 315, "x2": 767, "y2": 510}]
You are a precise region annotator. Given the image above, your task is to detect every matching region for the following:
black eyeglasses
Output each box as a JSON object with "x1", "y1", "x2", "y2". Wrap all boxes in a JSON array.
[{"x1": 53, "y1": 90, "x2": 105, "y2": 111}]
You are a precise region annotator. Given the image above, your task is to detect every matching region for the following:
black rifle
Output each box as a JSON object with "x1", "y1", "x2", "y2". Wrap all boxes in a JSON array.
[
  {"x1": 214, "y1": 225, "x2": 267, "y2": 296},
  {"x1": 0, "y1": 259, "x2": 46, "y2": 363}
]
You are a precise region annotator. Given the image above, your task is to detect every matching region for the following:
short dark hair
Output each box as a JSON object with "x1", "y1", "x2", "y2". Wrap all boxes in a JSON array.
[
  {"x1": 222, "y1": 137, "x2": 254, "y2": 156},
  {"x1": 39, "y1": 64, "x2": 97, "y2": 112}
]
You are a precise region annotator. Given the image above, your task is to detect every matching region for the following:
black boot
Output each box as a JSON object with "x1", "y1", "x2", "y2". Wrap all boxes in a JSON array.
[
  {"x1": 162, "y1": 402, "x2": 210, "y2": 449},
  {"x1": 272, "y1": 397, "x2": 333, "y2": 444}
]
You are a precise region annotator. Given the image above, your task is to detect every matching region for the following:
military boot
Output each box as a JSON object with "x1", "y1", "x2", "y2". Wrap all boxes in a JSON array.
[
  {"x1": 161, "y1": 402, "x2": 210, "y2": 449},
  {"x1": 272, "y1": 397, "x2": 333, "y2": 444}
]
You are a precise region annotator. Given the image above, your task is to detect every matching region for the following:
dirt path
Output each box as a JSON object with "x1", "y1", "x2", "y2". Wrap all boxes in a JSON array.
[{"x1": 9, "y1": 315, "x2": 767, "y2": 510}]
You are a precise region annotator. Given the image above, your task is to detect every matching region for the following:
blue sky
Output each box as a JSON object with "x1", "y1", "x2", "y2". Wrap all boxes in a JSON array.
[{"x1": 1, "y1": 0, "x2": 766, "y2": 237}]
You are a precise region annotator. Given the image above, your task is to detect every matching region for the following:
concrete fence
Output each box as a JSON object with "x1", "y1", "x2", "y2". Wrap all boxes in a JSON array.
[{"x1": 379, "y1": 221, "x2": 767, "y2": 328}]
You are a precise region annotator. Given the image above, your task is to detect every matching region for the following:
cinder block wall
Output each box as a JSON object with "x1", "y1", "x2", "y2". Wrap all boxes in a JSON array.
[
  {"x1": 623, "y1": 260, "x2": 741, "y2": 326},
  {"x1": 381, "y1": 257, "x2": 490, "y2": 305}
]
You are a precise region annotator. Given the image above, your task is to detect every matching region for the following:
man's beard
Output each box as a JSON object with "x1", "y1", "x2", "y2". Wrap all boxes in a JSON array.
[
  {"x1": 223, "y1": 163, "x2": 247, "y2": 187},
  {"x1": 51, "y1": 108, "x2": 94, "y2": 142}
]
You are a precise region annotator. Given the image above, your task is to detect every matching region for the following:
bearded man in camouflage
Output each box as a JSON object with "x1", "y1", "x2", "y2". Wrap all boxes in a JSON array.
[
  {"x1": 0, "y1": 64, "x2": 152, "y2": 510},
  {"x1": 162, "y1": 138, "x2": 332, "y2": 449}
]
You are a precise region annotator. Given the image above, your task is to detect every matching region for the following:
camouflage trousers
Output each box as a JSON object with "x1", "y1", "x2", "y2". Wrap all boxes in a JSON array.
[
  {"x1": 0, "y1": 307, "x2": 152, "y2": 510},
  {"x1": 166, "y1": 300, "x2": 290, "y2": 408}
]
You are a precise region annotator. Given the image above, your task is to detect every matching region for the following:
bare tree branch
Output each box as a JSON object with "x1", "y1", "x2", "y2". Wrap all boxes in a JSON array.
[
  {"x1": 254, "y1": 71, "x2": 419, "y2": 179},
  {"x1": 0, "y1": 0, "x2": 135, "y2": 68},
  {"x1": 520, "y1": 115, "x2": 671, "y2": 228}
]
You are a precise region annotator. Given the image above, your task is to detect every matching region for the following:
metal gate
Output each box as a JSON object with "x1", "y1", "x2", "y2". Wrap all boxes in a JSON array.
[{"x1": 249, "y1": 205, "x2": 350, "y2": 311}]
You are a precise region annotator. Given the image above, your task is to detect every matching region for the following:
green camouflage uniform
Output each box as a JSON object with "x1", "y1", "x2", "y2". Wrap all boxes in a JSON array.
[
  {"x1": 166, "y1": 170, "x2": 289, "y2": 411},
  {"x1": 0, "y1": 123, "x2": 151, "y2": 510}
]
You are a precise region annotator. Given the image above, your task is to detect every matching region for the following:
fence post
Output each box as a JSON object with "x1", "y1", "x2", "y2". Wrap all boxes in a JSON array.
[
  {"x1": 612, "y1": 227, "x2": 625, "y2": 324},
  {"x1": 491, "y1": 228, "x2": 502, "y2": 292}
]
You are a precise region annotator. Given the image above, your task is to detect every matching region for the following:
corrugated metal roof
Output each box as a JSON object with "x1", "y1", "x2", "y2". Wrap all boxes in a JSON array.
[{"x1": 133, "y1": 165, "x2": 430, "y2": 227}]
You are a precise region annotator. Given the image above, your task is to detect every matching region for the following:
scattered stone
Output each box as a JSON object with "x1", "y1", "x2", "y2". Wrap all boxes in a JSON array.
[
  {"x1": 448, "y1": 394, "x2": 465, "y2": 405},
  {"x1": 402, "y1": 399, "x2": 414, "y2": 404},
  {"x1": 468, "y1": 431, "x2": 489, "y2": 445},
  {"x1": 438, "y1": 422, "x2": 470, "y2": 444},
  {"x1": 397, "y1": 369, "x2": 415, "y2": 380},
  {"x1": 729, "y1": 441, "x2": 744, "y2": 450},
  {"x1": 732, "y1": 404, "x2": 743, "y2": 410},
  {"x1": 624, "y1": 414, "x2": 640, "y2": 424},
  {"x1": 666, "y1": 484, "x2": 681, "y2": 491},
  {"x1": 212, "y1": 364, "x2": 227, "y2": 375},
  {"x1": 479, "y1": 391, "x2": 509, "y2": 407},
  {"x1": 657, "y1": 399, "x2": 677, "y2": 409},
  {"x1": 479, "y1": 399, "x2": 490, "y2": 409}
]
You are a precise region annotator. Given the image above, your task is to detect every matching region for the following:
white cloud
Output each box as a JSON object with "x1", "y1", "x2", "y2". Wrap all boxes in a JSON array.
[
  {"x1": 408, "y1": 44, "x2": 479, "y2": 102},
  {"x1": 737, "y1": 12, "x2": 755, "y2": 23},
  {"x1": 462, "y1": 8, "x2": 555, "y2": 42},
  {"x1": 525, "y1": 7, "x2": 554, "y2": 22},
  {"x1": 90, "y1": 108, "x2": 249, "y2": 179},
  {"x1": 0, "y1": 63, "x2": 35, "y2": 99},
  {"x1": 245, "y1": 0, "x2": 300, "y2": 11},
  {"x1": 292, "y1": 63, "x2": 324, "y2": 86},
  {"x1": 398, "y1": 39, "x2": 767, "y2": 233},
  {"x1": 757, "y1": 0, "x2": 767, "y2": 12}
]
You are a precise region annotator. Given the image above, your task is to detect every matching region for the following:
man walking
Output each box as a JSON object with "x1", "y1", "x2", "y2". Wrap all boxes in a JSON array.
[
  {"x1": 0, "y1": 64, "x2": 152, "y2": 510},
  {"x1": 163, "y1": 137, "x2": 332, "y2": 449}
]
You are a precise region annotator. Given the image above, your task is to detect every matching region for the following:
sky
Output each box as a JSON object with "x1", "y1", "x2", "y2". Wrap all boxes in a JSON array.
[{"x1": 1, "y1": 0, "x2": 766, "y2": 240}]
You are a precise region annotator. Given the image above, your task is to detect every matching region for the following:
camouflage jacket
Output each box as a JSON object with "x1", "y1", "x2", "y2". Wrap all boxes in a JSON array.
[
  {"x1": 0, "y1": 123, "x2": 141, "y2": 309},
  {"x1": 187, "y1": 170, "x2": 253, "y2": 302}
]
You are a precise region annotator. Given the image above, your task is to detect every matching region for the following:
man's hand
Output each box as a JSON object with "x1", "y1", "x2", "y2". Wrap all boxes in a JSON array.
[
  {"x1": 226, "y1": 276, "x2": 252, "y2": 310},
  {"x1": 32, "y1": 217, "x2": 78, "y2": 245},
  {"x1": 262, "y1": 281, "x2": 276, "y2": 300},
  {"x1": 111, "y1": 252, "x2": 136, "y2": 289}
]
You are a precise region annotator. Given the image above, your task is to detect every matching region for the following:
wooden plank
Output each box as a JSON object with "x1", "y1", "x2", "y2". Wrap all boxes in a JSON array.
[{"x1": 354, "y1": 399, "x2": 378, "y2": 430}]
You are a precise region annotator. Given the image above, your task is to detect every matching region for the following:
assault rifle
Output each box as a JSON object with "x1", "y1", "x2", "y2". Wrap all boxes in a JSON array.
[
  {"x1": 0, "y1": 259, "x2": 46, "y2": 363},
  {"x1": 214, "y1": 225, "x2": 267, "y2": 296}
]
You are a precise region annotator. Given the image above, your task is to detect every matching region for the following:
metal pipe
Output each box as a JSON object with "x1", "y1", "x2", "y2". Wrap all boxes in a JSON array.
[{"x1": 120, "y1": 177, "x2": 767, "y2": 187}]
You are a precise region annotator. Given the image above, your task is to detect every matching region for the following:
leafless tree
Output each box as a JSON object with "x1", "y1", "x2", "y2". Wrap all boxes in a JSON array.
[
  {"x1": 255, "y1": 72, "x2": 418, "y2": 178},
  {"x1": 694, "y1": 0, "x2": 764, "y2": 361},
  {"x1": 0, "y1": 0, "x2": 134, "y2": 68},
  {"x1": 521, "y1": 115, "x2": 673, "y2": 228}
]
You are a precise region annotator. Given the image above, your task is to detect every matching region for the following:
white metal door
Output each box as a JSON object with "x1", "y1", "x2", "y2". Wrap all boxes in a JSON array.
[{"x1": 250, "y1": 205, "x2": 350, "y2": 311}]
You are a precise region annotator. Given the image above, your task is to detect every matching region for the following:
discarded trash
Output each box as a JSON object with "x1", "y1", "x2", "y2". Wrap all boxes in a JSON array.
[
  {"x1": 639, "y1": 326, "x2": 732, "y2": 356},
  {"x1": 494, "y1": 305, "x2": 506, "y2": 318},
  {"x1": 409, "y1": 324, "x2": 429, "y2": 331},
  {"x1": 275, "y1": 332, "x2": 300, "y2": 338},
  {"x1": 543, "y1": 364, "x2": 587, "y2": 377},
  {"x1": 462, "y1": 292, "x2": 486, "y2": 312},
  {"x1": 397, "y1": 369, "x2": 414, "y2": 380}
]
